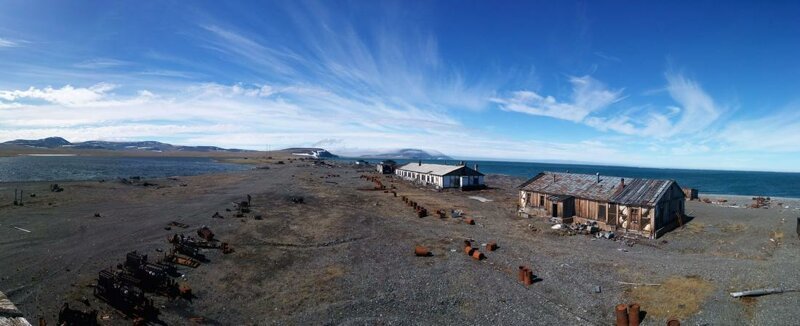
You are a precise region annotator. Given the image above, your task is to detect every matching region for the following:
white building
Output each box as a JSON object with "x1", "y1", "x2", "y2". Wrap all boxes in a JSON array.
[{"x1": 395, "y1": 162, "x2": 485, "y2": 189}]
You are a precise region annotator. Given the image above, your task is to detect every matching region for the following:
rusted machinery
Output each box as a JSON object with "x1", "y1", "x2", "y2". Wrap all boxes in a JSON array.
[
  {"x1": 57, "y1": 303, "x2": 98, "y2": 326},
  {"x1": 169, "y1": 231, "x2": 233, "y2": 254},
  {"x1": 173, "y1": 243, "x2": 207, "y2": 261},
  {"x1": 122, "y1": 251, "x2": 180, "y2": 297},
  {"x1": 197, "y1": 226, "x2": 215, "y2": 241},
  {"x1": 94, "y1": 269, "x2": 159, "y2": 320},
  {"x1": 165, "y1": 252, "x2": 201, "y2": 268}
]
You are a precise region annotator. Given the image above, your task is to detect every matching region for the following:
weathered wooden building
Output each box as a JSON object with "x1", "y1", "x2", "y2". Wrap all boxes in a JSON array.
[
  {"x1": 395, "y1": 162, "x2": 485, "y2": 189},
  {"x1": 518, "y1": 172, "x2": 685, "y2": 238}
]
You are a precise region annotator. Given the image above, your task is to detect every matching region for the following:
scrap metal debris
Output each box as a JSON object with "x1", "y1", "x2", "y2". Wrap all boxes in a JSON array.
[
  {"x1": 57, "y1": 303, "x2": 98, "y2": 326},
  {"x1": 730, "y1": 287, "x2": 797, "y2": 298}
]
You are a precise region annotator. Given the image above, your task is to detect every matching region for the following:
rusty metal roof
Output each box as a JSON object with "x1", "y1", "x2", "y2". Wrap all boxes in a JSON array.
[{"x1": 519, "y1": 171, "x2": 677, "y2": 206}]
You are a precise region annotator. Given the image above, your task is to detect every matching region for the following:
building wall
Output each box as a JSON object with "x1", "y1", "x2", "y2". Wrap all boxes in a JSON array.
[
  {"x1": 395, "y1": 169, "x2": 445, "y2": 188},
  {"x1": 396, "y1": 169, "x2": 484, "y2": 189},
  {"x1": 521, "y1": 188, "x2": 683, "y2": 238}
]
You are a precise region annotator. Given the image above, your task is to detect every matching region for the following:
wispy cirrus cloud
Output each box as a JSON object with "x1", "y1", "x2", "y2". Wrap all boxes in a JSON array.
[
  {"x1": 494, "y1": 72, "x2": 724, "y2": 140},
  {"x1": 74, "y1": 58, "x2": 131, "y2": 69},
  {"x1": 0, "y1": 37, "x2": 19, "y2": 48},
  {"x1": 492, "y1": 75, "x2": 624, "y2": 122},
  {"x1": 584, "y1": 73, "x2": 723, "y2": 138}
]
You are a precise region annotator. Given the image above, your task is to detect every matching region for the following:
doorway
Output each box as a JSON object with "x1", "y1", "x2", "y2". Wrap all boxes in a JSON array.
[{"x1": 551, "y1": 203, "x2": 558, "y2": 217}]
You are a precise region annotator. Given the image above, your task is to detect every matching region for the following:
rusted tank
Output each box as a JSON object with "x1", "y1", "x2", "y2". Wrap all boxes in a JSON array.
[
  {"x1": 518, "y1": 266, "x2": 526, "y2": 282},
  {"x1": 471, "y1": 250, "x2": 484, "y2": 260},
  {"x1": 486, "y1": 241, "x2": 497, "y2": 251},
  {"x1": 464, "y1": 218, "x2": 475, "y2": 225}
]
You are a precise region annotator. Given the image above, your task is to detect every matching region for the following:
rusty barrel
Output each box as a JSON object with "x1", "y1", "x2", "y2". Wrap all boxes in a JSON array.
[
  {"x1": 414, "y1": 246, "x2": 430, "y2": 257},
  {"x1": 487, "y1": 241, "x2": 497, "y2": 251},
  {"x1": 463, "y1": 240, "x2": 472, "y2": 248},
  {"x1": 471, "y1": 250, "x2": 484, "y2": 260},
  {"x1": 615, "y1": 304, "x2": 628, "y2": 326},
  {"x1": 465, "y1": 218, "x2": 475, "y2": 225},
  {"x1": 518, "y1": 266, "x2": 525, "y2": 282},
  {"x1": 666, "y1": 318, "x2": 680, "y2": 326},
  {"x1": 628, "y1": 303, "x2": 640, "y2": 326},
  {"x1": 464, "y1": 246, "x2": 474, "y2": 255},
  {"x1": 522, "y1": 267, "x2": 532, "y2": 286}
]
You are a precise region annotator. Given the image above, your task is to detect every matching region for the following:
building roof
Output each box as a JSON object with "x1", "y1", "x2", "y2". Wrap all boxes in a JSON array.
[
  {"x1": 519, "y1": 171, "x2": 679, "y2": 206},
  {"x1": 396, "y1": 163, "x2": 484, "y2": 176}
]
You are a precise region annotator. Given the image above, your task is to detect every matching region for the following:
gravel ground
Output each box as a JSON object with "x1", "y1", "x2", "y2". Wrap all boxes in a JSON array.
[{"x1": 1, "y1": 160, "x2": 798, "y2": 325}]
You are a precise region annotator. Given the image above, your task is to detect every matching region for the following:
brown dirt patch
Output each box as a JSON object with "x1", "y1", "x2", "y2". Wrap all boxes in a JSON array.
[
  {"x1": 683, "y1": 222, "x2": 706, "y2": 234},
  {"x1": 721, "y1": 223, "x2": 748, "y2": 233},
  {"x1": 626, "y1": 275, "x2": 714, "y2": 320}
]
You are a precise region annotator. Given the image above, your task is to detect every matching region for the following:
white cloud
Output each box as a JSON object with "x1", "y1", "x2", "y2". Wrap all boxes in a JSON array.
[
  {"x1": 495, "y1": 73, "x2": 724, "y2": 140},
  {"x1": 0, "y1": 83, "x2": 117, "y2": 106},
  {"x1": 74, "y1": 58, "x2": 131, "y2": 69},
  {"x1": 492, "y1": 75, "x2": 623, "y2": 122},
  {"x1": 664, "y1": 73, "x2": 721, "y2": 134},
  {"x1": 0, "y1": 38, "x2": 18, "y2": 48},
  {"x1": 717, "y1": 104, "x2": 800, "y2": 152}
]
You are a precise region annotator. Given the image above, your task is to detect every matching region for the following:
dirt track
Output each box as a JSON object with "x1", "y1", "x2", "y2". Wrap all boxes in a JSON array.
[{"x1": 1, "y1": 160, "x2": 799, "y2": 325}]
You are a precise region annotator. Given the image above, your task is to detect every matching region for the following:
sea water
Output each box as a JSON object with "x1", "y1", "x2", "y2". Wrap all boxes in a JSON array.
[
  {"x1": 343, "y1": 158, "x2": 800, "y2": 198},
  {"x1": 0, "y1": 156, "x2": 250, "y2": 183}
]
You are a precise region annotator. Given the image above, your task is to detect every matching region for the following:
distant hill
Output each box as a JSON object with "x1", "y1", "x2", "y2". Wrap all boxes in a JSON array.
[
  {"x1": 2, "y1": 137, "x2": 250, "y2": 153},
  {"x1": 284, "y1": 147, "x2": 338, "y2": 158},
  {"x1": 5, "y1": 137, "x2": 71, "y2": 148},
  {"x1": 360, "y1": 148, "x2": 452, "y2": 160}
]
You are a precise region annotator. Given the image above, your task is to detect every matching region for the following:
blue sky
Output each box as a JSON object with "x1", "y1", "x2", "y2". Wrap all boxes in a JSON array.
[{"x1": 1, "y1": 1, "x2": 800, "y2": 172}]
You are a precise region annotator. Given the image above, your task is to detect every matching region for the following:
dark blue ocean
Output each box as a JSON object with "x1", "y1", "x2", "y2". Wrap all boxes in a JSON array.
[
  {"x1": 345, "y1": 158, "x2": 800, "y2": 198},
  {"x1": 0, "y1": 156, "x2": 250, "y2": 183}
]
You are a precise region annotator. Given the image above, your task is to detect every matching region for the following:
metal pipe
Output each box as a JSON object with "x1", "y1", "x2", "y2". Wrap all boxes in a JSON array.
[{"x1": 730, "y1": 287, "x2": 784, "y2": 298}]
